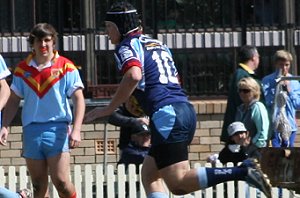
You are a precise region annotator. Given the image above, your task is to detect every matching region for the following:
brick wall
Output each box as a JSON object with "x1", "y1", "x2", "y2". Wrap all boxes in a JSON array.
[{"x1": 1, "y1": 100, "x2": 300, "y2": 169}]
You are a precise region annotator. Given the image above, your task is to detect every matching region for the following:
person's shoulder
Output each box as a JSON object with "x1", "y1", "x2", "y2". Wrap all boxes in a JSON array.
[
  {"x1": 116, "y1": 38, "x2": 138, "y2": 55},
  {"x1": 251, "y1": 101, "x2": 268, "y2": 114},
  {"x1": 119, "y1": 105, "x2": 134, "y2": 116},
  {"x1": 16, "y1": 59, "x2": 27, "y2": 66},
  {"x1": 235, "y1": 67, "x2": 251, "y2": 76},
  {"x1": 262, "y1": 72, "x2": 275, "y2": 81},
  {"x1": 55, "y1": 56, "x2": 79, "y2": 71},
  {"x1": 232, "y1": 68, "x2": 251, "y2": 82},
  {"x1": 57, "y1": 55, "x2": 74, "y2": 64},
  {"x1": 252, "y1": 101, "x2": 265, "y2": 108},
  {"x1": 121, "y1": 34, "x2": 141, "y2": 45},
  {"x1": 14, "y1": 59, "x2": 28, "y2": 71}
]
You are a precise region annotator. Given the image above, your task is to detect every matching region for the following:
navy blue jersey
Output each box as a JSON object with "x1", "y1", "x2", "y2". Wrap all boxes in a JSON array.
[{"x1": 114, "y1": 33, "x2": 188, "y2": 115}]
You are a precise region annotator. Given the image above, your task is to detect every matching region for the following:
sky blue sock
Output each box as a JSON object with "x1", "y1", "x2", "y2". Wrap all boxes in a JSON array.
[
  {"x1": 147, "y1": 192, "x2": 169, "y2": 198},
  {"x1": 197, "y1": 167, "x2": 247, "y2": 189},
  {"x1": 0, "y1": 187, "x2": 20, "y2": 198}
]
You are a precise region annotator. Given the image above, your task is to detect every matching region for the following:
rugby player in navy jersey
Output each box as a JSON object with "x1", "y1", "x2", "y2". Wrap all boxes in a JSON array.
[{"x1": 84, "y1": 2, "x2": 272, "y2": 198}]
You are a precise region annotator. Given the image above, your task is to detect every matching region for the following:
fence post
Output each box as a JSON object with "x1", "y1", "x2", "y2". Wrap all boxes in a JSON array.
[
  {"x1": 8, "y1": 166, "x2": 16, "y2": 191},
  {"x1": 84, "y1": 165, "x2": 93, "y2": 197},
  {"x1": 117, "y1": 164, "x2": 126, "y2": 198},
  {"x1": 283, "y1": 0, "x2": 297, "y2": 74},
  {"x1": 74, "y1": 165, "x2": 82, "y2": 197},
  {"x1": 95, "y1": 164, "x2": 104, "y2": 198}
]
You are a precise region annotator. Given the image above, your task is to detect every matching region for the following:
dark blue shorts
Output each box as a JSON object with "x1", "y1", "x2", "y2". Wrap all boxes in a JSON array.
[
  {"x1": 149, "y1": 102, "x2": 196, "y2": 169},
  {"x1": 150, "y1": 102, "x2": 196, "y2": 146}
]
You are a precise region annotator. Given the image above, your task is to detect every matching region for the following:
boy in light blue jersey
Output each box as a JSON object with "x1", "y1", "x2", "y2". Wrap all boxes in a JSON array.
[{"x1": 0, "y1": 23, "x2": 85, "y2": 198}]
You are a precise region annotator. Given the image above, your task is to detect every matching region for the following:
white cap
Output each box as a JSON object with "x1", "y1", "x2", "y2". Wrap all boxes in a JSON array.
[{"x1": 227, "y1": 121, "x2": 247, "y2": 136}]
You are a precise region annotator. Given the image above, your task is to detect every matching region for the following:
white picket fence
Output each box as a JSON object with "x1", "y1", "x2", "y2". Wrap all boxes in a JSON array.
[{"x1": 0, "y1": 163, "x2": 297, "y2": 198}]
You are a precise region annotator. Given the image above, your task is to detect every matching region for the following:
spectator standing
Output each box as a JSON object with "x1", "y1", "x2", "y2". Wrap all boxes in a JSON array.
[
  {"x1": 262, "y1": 50, "x2": 300, "y2": 147},
  {"x1": 221, "y1": 45, "x2": 263, "y2": 143},
  {"x1": 235, "y1": 77, "x2": 269, "y2": 148},
  {"x1": 0, "y1": 23, "x2": 85, "y2": 198},
  {"x1": 84, "y1": 2, "x2": 272, "y2": 198}
]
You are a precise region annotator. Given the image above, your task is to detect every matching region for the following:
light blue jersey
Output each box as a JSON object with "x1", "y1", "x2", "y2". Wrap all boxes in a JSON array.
[
  {"x1": 0, "y1": 55, "x2": 10, "y2": 80},
  {"x1": 0, "y1": 55, "x2": 11, "y2": 128},
  {"x1": 11, "y1": 52, "x2": 84, "y2": 126}
]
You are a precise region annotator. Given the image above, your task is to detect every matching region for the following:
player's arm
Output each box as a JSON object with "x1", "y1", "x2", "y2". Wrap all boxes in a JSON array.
[
  {"x1": 71, "y1": 88, "x2": 85, "y2": 132},
  {"x1": 0, "y1": 79, "x2": 10, "y2": 111},
  {"x1": 0, "y1": 91, "x2": 21, "y2": 145},
  {"x1": 107, "y1": 66, "x2": 141, "y2": 113},
  {"x1": 84, "y1": 66, "x2": 142, "y2": 122},
  {"x1": 69, "y1": 88, "x2": 85, "y2": 148}
]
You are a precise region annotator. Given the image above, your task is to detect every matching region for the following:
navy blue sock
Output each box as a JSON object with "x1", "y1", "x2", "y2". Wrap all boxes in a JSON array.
[{"x1": 197, "y1": 167, "x2": 247, "y2": 189}]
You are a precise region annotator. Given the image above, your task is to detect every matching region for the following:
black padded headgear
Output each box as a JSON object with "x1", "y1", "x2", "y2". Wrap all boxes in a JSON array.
[{"x1": 106, "y1": 2, "x2": 140, "y2": 36}]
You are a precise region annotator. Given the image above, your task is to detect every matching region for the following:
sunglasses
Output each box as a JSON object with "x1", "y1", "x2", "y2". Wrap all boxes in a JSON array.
[{"x1": 238, "y1": 88, "x2": 251, "y2": 94}]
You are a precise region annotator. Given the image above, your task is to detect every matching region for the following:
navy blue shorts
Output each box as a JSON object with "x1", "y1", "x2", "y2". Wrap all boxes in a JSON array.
[{"x1": 149, "y1": 102, "x2": 196, "y2": 169}]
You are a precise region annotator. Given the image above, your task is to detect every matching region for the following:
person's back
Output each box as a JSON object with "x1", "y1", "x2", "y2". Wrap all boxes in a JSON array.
[{"x1": 115, "y1": 33, "x2": 188, "y2": 116}]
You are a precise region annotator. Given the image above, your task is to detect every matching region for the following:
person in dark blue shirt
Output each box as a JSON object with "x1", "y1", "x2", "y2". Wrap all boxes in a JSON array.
[
  {"x1": 84, "y1": 2, "x2": 272, "y2": 198},
  {"x1": 108, "y1": 95, "x2": 150, "y2": 172}
]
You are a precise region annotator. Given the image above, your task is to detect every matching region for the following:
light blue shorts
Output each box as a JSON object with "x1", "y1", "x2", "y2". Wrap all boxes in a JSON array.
[{"x1": 22, "y1": 122, "x2": 70, "y2": 160}]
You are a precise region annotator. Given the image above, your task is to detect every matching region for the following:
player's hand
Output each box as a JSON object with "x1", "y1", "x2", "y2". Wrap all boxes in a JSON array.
[
  {"x1": 283, "y1": 80, "x2": 291, "y2": 92},
  {"x1": 136, "y1": 116, "x2": 149, "y2": 125},
  {"x1": 242, "y1": 132, "x2": 251, "y2": 147},
  {"x1": 69, "y1": 128, "x2": 81, "y2": 149},
  {"x1": 0, "y1": 127, "x2": 9, "y2": 146}
]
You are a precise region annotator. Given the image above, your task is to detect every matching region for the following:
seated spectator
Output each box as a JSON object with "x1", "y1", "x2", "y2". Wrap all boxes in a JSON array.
[
  {"x1": 235, "y1": 77, "x2": 269, "y2": 148},
  {"x1": 117, "y1": 123, "x2": 151, "y2": 170},
  {"x1": 218, "y1": 122, "x2": 261, "y2": 165},
  {"x1": 108, "y1": 95, "x2": 150, "y2": 172},
  {"x1": 108, "y1": 95, "x2": 150, "y2": 198}
]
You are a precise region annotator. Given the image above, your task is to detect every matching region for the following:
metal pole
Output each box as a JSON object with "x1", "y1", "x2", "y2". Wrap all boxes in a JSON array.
[
  {"x1": 103, "y1": 122, "x2": 108, "y2": 174},
  {"x1": 240, "y1": 0, "x2": 247, "y2": 45},
  {"x1": 57, "y1": 0, "x2": 64, "y2": 51},
  {"x1": 275, "y1": 76, "x2": 300, "y2": 83},
  {"x1": 283, "y1": 0, "x2": 297, "y2": 74},
  {"x1": 83, "y1": 0, "x2": 97, "y2": 86},
  {"x1": 152, "y1": 0, "x2": 158, "y2": 39},
  {"x1": 32, "y1": 0, "x2": 36, "y2": 26}
]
